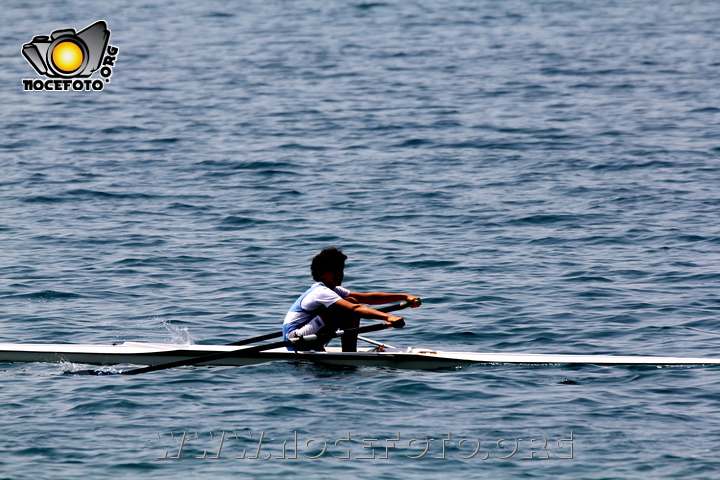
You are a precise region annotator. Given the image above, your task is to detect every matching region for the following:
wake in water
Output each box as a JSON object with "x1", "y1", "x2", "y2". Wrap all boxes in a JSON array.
[{"x1": 60, "y1": 361, "x2": 119, "y2": 376}]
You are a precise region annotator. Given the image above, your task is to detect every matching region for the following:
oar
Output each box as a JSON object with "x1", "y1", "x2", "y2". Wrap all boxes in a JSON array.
[
  {"x1": 83, "y1": 319, "x2": 405, "y2": 376},
  {"x1": 73, "y1": 299, "x2": 418, "y2": 375},
  {"x1": 376, "y1": 299, "x2": 420, "y2": 312},
  {"x1": 225, "y1": 299, "x2": 418, "y2": 346}
]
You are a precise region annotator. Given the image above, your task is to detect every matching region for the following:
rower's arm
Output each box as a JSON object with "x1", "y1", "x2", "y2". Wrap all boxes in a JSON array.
[
  {"x1": 332, "y1": 298, "x2": 404, "y2": 324},
  {"x1": 349, "y1": 292, "x2": 421, "y2": 307}
]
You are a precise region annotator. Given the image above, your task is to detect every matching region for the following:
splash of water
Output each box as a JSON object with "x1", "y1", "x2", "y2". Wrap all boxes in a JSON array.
[{"x1": 162, "y1": 320, "x2": 193, "y2": 345}]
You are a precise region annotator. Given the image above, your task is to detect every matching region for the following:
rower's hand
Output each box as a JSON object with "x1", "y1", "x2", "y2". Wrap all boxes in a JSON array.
[
  {"x1": 388, "y1": 315, "x2": 405, "y2": 328},
  {"x1": 406, "y1": 296, "x2": 422, "y2": 308}
]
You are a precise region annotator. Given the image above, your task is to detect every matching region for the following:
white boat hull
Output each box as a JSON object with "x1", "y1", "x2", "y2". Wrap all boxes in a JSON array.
[{"x1": 0, "y1": 342, "x2": 719, "y2": 370}]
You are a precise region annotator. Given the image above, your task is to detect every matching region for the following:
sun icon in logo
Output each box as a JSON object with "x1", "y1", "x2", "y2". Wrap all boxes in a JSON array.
[{"x1": 51, "y1": 41, "x2": 84, "y2": 73}]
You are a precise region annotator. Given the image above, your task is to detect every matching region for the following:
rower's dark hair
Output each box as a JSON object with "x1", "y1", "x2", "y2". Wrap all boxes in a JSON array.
[{"x1": 311, "y1": 247, "x2": 347, "y2": 281}]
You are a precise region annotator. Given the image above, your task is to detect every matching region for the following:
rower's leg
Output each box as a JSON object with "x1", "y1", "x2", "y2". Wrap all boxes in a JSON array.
[
  {"x1": 322, "y1": 297, "x2": 361, "y2": 352},
  {"x1": 288, "y1": 317, "x2": 328, "y2": 352},
  {"x1": 340, "y1": 314, "x2": 360, "y2": 353}
]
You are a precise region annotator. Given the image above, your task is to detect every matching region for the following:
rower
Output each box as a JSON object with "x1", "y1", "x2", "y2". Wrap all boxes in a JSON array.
[{"x1": 283, "y1": 247, "x2": 421, "y2": 352}]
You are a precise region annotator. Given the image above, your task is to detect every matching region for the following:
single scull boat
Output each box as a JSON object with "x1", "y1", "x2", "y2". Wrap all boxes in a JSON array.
[{"x1": 0, "y1": 341, "x2": 719, "y2": 370}]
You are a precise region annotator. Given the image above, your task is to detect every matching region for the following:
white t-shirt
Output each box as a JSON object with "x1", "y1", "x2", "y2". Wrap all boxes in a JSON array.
[{"x1": 283, "y1": 282, "x2": 351, "y2": 332}]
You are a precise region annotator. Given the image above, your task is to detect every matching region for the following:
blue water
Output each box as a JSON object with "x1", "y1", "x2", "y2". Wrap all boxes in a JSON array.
[{"x1": 3, "y1": 0, "x2": 720, "y2": 478}]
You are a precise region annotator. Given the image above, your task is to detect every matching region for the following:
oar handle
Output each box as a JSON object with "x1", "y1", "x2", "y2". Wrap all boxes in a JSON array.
[{"x1": 119, "y1": 320, "x2": 404, "y2": 376}]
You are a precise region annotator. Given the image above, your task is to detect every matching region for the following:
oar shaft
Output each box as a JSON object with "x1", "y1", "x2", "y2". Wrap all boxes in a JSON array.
[
  {"x1": 226, "y1": 331, "x2": 282, "y2": 346},
  {"x1": 378, "y1": 300, "x2": 416, "y2": 313},
  {"x1": 120, "y1": 319, "x2": 404, "y2": 376}
]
